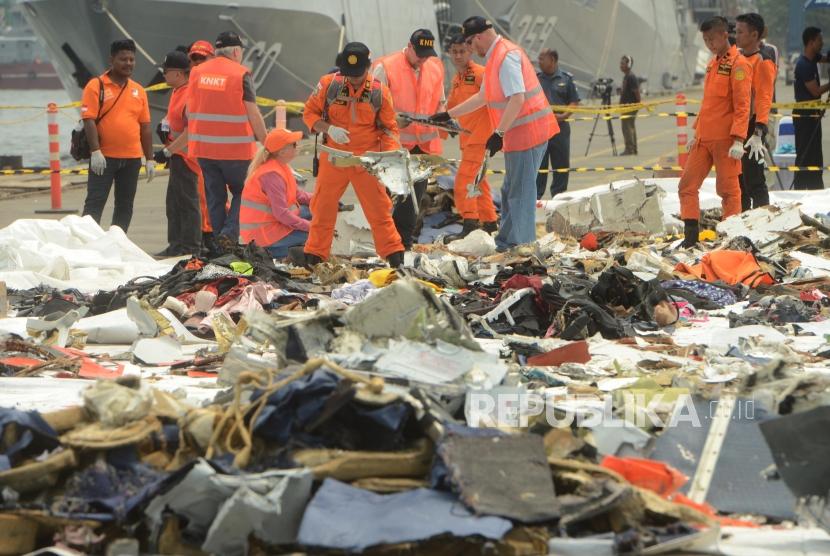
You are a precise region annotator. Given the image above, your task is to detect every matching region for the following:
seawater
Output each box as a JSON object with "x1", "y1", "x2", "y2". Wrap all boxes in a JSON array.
[{"x1": 0, "y1": 88, "x2": 76, "y2": 168}]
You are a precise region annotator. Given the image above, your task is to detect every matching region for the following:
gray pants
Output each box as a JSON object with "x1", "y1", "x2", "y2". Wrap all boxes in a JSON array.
[
  {"x1": 166, "y1": 155, "x2": 202, "y2": 255},
  {"x1": 621, "y1": 111, "x2": 638, "y2": 154}
]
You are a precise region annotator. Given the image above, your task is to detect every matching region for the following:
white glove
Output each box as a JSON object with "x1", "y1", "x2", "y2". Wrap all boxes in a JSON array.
[
  {"x1": 744, "y1": 133, "x2": 767, "y2": 164},
  {"x1": 89, "y1": 149, "x2": 106, "y2": 175},
  {"x1": 728, "y1": 139, "x2": 744, "y2": 160},
  {"x1": 145, "y1": 160, "x2": 156, "y2": 183},
  {"x1": 327, "y1": 125, "x2": 350, "y2": 144}
]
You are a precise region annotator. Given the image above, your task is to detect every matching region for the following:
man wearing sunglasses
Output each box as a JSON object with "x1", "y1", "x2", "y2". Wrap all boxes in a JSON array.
[
  {"x1": 373, "y1": 29, "x2": 445, "y2": 249},
  {"x1": 434, "y1": 16, "x2": 558, "y2": 251}
]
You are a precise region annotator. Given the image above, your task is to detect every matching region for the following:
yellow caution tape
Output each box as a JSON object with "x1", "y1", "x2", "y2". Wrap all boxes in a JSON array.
[{"x1": 3, "y1": 164, "x2": 829, "y2": 177}]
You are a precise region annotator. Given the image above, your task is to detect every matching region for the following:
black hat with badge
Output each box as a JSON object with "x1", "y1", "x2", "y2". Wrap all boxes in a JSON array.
[
  {"x1": 162, "y1": 50, "x2": 190, "y2": 71},
  {"x1": 462, "y1": 16, "x2": 494, "y2": 39},
  {"x1": 336, "y1": 42, "x2": 371, "y2": 77},
  {"x1": 410, "y1": 29, "x2": 437, "y2": 57}
]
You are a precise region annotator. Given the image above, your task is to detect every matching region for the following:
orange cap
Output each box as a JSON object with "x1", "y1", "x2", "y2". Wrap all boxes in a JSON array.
[
  {"x1": 265, "y1": 128, "x2": 302, "y2": 153},
  {"x1": 189, "y1": 40, "x2": 214, "y2": 59}
]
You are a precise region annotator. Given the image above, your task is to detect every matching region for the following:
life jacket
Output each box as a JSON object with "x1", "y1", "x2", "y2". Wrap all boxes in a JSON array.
[
  {"x1": 448, "y1": 61, "x2": 492, "y2": 147},
  {"x1": 320, "y1": 73, "x2": 394, "y2": 154},
  {"x1": 674, "y1": 250, "x2": 775, "y2": 288},
  {"x1": 376, "y1": 51, "x2": 444, "y2": 153},
  {"x1": 484, "y1": 38, "x2": 557, "y2": 152},
  {"x1": 239, "y1": 159, "x2": 300, "y2": 246},
  {"x1": 187, "y1": 55, "x2": 256, "y2": 160}
]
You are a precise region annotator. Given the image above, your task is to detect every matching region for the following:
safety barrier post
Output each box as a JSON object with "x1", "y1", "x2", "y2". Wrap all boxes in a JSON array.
[
  {"x1": 34, "y1": 103, "x2": 76, "y2": 214},
  {"x1": 275, "y1": 99, "x2": 287, "y2": 130},
  {"x1": 676, "y1": 93, "x2": 688, "y2": 169}
]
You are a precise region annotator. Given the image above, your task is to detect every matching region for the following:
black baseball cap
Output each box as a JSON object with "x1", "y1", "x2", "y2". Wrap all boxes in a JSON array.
[
  {"x1": 162, "y1": 50, "x2": 190, "y2": 71},
  {"x1": 215, "y1": 31, "x2": 244, "y2": 49},
  {"x1": 336, "y1": 42, "x2": 371, "y2": 77},
  {"x1": 462, "y1": 16, "x2": 493, "y2": 39},
  {"x1": 410, "y1": 29, "x2": 437, "y2": 58}
]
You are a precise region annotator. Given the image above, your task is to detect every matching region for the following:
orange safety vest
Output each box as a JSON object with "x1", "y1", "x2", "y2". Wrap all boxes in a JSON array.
[
  {"x1": 239, "y1": 159, "x2": 300, "y2": 246},
  {"x1": 187, "y1": 55, "x2": 256, "y2": 160},
  {"x1": 484, "y1": 38, "x2": 557, "y2": 152},
  {"x1": 448, "y1": 61, "x2": 492, "y2": 147},
  {"x1": 166, "y1": 83, "x2": 201, "y2": 176},
  {"x1": 376, "y1": 51, "x2": 444, "y2": 153}
]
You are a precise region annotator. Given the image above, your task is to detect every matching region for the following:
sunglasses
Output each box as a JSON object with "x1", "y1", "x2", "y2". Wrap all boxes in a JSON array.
[{"x1": 465, "y1": 33, "x2": 478, "y2": 46}]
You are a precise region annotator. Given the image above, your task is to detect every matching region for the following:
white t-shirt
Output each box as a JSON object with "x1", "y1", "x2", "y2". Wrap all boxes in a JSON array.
[{"x1": 483, "y1": 36, "x2": 525, "y2": 97}]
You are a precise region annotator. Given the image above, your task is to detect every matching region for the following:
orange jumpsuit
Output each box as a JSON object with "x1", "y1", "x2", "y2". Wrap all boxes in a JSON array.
[
  {"x1": 302, "y1": 74, "x2": 404, "y2": 260},
  {"x1": 679, "y1": 44, "x2": 752, "y2": 221},
  {"x1": 739, "y1": 47, "x2": 777, "y2": 211},
  {"x1": 447, "y1": 61, "x2": 498, "y2": 224}
]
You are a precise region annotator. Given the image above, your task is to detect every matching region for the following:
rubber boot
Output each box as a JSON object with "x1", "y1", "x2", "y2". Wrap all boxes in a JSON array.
[
  {"x1": 681, "y1": 219, "x2": 700, "y2": 249},
  {"x1": 443, "y1": 219, "x2": 480, "y2": 244},
  {"x1": 288, "y1": 247, "x2": 323, "y2": 269},
  {"x1": 482, "y1": 220, "x2": 499, "y2": 233},
  {"x1": 387, "y1": 251, "x2": 405, "y2": 268}
]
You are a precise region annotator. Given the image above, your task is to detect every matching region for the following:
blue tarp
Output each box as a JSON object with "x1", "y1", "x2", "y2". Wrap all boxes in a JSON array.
[
  {"x1": 297, "y1": 478, "x2": 512, "y2": 551},
  {"x1": 0, "y1": 407, "x2": 59, "y2": 472}
]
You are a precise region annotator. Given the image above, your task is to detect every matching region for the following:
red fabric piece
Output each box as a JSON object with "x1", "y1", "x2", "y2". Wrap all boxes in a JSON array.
[
  {"x1": 51, "y1": 347, "x2": 124, "y2": 379},
  {"x1": 580, "y1": 232, "x2": 599, "y2": 251},
  {"x1": 527, "y1": 341, "x2": 591, "y2": 366}
]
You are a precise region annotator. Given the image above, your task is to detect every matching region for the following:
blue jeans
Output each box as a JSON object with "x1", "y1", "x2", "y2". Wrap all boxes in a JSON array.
[
  {"x1": 267, "y1": 206, "x2": 311, "y2": 258},
  {"x1": 197, "y1": 158, "x2": 249, "y2": 241},
  {"x1": 496, "y1": 141, "x2": 547, "y2": 250}
]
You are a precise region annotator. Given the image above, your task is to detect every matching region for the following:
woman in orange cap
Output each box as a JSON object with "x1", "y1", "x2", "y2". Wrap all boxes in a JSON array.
[{"x1": 239, "y1": 128, "x2": 312, "y2": 258}]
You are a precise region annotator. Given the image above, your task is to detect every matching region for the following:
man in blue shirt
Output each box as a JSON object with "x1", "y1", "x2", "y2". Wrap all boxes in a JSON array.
[
  {"x1": 536, "y1": 48, "x2": 579, "y2": 199},
  {"x1": 793, "y1": 26, "x2": 830, "y2": 189}
]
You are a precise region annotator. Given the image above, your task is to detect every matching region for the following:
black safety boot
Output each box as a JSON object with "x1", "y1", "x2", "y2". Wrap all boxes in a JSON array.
[
  {"x1": 443, "y1": 219, "x2": 480, "y2": 243},
  {"x1": 681, "y1": 219, "x2": 700, "y2": 249},
  {"x1": 482, "y1": 220, "x2": 499, "y2": 233},
  {"x1": 288, "y1": 246, "x2": 323, "y2": 269},
  {"x1": 387, "y1": 251, "x2": 405, "y2": 268}
]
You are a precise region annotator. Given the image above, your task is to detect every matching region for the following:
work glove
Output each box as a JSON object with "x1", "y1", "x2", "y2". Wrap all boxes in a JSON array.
[
  {"x1": 431, "y1": 111, "x2": 452, "y2": 123},
  {"x1": 744, "y1": 134, "x2": 767, "y2": 164},
  {"x1": 153, "y1": 148, "x2": 171, "y2": 165},
  {"x1": 686, "y1": 136, "x2": 696, "y2": 153},
  {"x1": 327, "y1": 125, "x2": 350, "y2": 144},
  {"x1": 486, "y1": 132, "x2": 503, "y2": 157},
  {"x1": 145, "y1": 159, "x2": 156, "y2": 183},
  {"x1": 728, "y1": 139, "x2": 744, "y2": 160},
  {"x1": 89, "y1": 149, "x2": 106, "y2": 176}
]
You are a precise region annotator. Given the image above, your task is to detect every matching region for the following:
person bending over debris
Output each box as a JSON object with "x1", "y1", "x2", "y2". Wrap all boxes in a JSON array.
[
  {"x1": 679, "y1": 16, "x2": 751, "y2": 248},
  {"x1": 239, "y1": 128, "x2": 312, "y2": 258},
  {"x1": 299, "y1": 42, "x2": 405, "y2": 268}
]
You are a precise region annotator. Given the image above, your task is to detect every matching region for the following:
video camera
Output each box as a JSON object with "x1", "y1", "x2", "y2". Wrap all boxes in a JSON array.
[{"x1": 591, "y1": 77, "x2": 614, "y2": 99}]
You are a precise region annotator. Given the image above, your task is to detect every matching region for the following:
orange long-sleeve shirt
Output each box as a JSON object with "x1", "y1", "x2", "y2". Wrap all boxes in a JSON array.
[
  {"x1": 742, "y1": 47, "x2": 776, "y2": 127},
  {"x1": 303, "y1": 73, "x2": 400, "y2": 155},
  {"x1": 694, "y1": 45, "x2": 753, "y2": 141},
  {"x1": 447, "y1": 61, "x2": 492, "y2": 147}
]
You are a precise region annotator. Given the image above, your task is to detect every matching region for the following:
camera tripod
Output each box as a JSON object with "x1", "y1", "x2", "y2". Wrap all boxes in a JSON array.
[{"x1": 585, "y1": 87, "x2": 618, "y2": 157}]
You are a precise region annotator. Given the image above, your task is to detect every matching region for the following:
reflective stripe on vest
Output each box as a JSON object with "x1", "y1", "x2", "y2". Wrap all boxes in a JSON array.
[
  {"x1": 187, "y1": 56, "x2": 256, "y2": 160},
  {"x1": 239, "y1": 159, "x2": 301, "y2": 246},
  {"x1": 484, "y1": 38, "x2": 558, "y2": 152},
  {"x1": 190, "y1": 133, "x2": 256, "y2": 144},
  {"x1": 188, "y1": 113, "x2": 250, "y2": 123},
  {"x1": 377, "y1": 51, "x2": 444, "y2": 153}
]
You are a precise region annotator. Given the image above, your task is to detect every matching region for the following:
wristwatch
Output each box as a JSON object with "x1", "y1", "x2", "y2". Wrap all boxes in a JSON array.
[{"x1": 494, "y1": 129, "x2": 505, "y2": 138}]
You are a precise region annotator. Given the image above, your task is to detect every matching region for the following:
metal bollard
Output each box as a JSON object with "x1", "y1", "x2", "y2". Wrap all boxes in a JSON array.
[
  {"x1": 35, "y1": 103, "x2": 75, "y2": 214},
  {"x1": 275, "y1": 99, "x2": 286, "y2": 130},
  {"x1": 675, "y1": 93, "x2": 688, "y2": 169}
]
